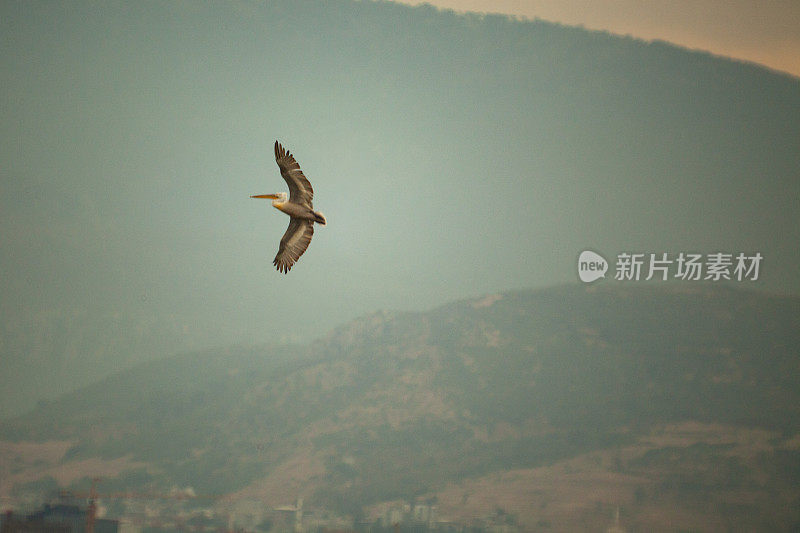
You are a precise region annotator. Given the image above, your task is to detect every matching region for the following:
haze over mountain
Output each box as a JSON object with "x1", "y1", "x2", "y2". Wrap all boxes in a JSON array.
[
  {"x1": 398, "y1": 0, "x2": 800, "y2": 78},
  {"x1": 1, "y1": 0, "x2": 798, "y2": 417},
  {"x1": 2, "y1": 285, "x2": 799, "y2": 531}
]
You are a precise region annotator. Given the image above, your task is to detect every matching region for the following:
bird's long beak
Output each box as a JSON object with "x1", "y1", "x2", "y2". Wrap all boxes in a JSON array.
[{"x1": 251, "y1": 194, "x2": 280, "y2": 199}]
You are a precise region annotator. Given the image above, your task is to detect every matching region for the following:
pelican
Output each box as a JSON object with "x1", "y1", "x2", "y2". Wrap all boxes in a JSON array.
[{"x1": 252, "y1": 141, "x2": 326, "y2": 273}]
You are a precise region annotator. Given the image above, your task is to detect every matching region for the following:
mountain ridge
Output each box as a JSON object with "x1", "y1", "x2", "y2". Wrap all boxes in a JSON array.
[{"x1": 2, "y1": 283, "x2": 799, "y2": 530}]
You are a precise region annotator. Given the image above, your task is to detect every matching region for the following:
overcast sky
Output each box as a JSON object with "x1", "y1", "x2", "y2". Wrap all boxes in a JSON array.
[{"x1": 397, "y1": 0, "x2": 800, "y2": 78}]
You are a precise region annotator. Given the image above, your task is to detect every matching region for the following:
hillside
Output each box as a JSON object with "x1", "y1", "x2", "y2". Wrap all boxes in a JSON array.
[{"x1": 2, "y1": 284, "x2": 799, "y2": 531}]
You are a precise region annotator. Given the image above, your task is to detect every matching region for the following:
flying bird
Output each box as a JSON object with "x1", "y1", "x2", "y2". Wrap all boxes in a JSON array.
[{"x1": 252, "y1": 141, "x2": 326, "y2": 273}]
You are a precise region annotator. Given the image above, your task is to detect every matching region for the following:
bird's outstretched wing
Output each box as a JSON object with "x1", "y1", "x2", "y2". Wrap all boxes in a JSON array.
[
  {"x1": 274, "y1": 141, "x2": 314, "y2": 208},
  {"x1": 273, "y1": 218, "x2": 314, "y2": 273}
]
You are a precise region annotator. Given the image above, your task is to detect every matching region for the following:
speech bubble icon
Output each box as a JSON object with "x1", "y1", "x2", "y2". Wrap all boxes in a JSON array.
[{"x1": 578, "y1": 250, "x2": 608, "y2": 283}]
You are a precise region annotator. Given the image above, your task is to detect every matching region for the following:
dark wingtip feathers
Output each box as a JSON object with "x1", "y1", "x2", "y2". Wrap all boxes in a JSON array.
[
  {"x1": 275, "y1": 140, "x2": 293, "y2": 163},
  {"x1": 273, "y1": 258, "x2": 292, "y2": 274}
]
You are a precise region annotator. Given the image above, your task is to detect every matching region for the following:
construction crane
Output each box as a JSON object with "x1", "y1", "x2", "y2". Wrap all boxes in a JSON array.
[{"x1": 274, "y1": 497, "x2": 303, "y2": 533}]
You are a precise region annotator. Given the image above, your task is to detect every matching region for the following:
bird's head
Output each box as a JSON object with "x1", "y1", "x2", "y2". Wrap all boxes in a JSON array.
[{"x1": 251, "y1": 192, "x2": 287, "y2": 204}]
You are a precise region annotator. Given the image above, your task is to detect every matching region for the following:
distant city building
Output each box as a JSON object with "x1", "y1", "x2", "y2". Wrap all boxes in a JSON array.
[
  {"x1": 378, "y1": 502, "x2": 440, "y2": 530},
  {"x1": 2, "y1": 505, "x2": 118, "y2": 533}
]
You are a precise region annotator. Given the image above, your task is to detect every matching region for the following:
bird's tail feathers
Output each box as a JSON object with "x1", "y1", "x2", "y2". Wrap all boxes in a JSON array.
[{"x1": 313, "y1": 211, "x2": 327, "y2": 225}]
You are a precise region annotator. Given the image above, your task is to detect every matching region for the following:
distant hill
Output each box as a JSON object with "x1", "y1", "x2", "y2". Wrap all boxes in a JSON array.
[{"x1": 2, "y1": 284, "x2": 799, "y2": 531}]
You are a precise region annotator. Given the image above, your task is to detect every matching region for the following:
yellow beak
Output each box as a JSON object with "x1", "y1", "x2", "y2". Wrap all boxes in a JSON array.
[{"x1": 251, "y1": 194, "x2": 280, "y2": 199}]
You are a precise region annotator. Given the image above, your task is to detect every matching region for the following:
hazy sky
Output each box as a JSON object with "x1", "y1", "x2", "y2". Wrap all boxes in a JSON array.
[{"x1": 398, "y1": 0, "x2": 800, "y2": 78}]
